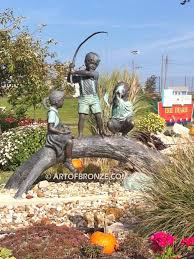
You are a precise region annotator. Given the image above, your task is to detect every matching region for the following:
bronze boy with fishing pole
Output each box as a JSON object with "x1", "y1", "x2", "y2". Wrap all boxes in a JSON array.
[{"x1": 68, "y1": 32, "x2": 107, "y2": 139}]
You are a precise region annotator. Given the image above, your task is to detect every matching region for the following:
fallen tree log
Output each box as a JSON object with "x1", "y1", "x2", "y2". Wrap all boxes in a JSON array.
[{"x1": 5, "y1": 136, "x2": 166, "y2": 198}]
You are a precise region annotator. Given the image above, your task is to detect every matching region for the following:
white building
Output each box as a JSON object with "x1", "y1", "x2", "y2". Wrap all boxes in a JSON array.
[{"x1": 162, "y1": 86, "x2": 192, "y2": 107}]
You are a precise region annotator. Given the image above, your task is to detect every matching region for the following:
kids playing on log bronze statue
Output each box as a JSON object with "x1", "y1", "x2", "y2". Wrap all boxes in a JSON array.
[{"x1": 5, "y1": 31, "x2": 138, "y2": 198}]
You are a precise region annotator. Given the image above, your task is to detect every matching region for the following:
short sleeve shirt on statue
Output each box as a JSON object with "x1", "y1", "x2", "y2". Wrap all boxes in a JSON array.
[
  {"x1": 48, "y1": 106, "x2": 59, "y2": 127},
  {"x1": 70, "y1": 72, "x2": 101, "y2": 114}
]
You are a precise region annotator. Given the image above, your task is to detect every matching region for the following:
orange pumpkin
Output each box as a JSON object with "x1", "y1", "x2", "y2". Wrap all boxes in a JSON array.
[
  {"x1": 72, "y1": 159, "x2": 84, "y2": 172},
  {"x1": 190, "y1": 126, "x2": 194, "y2": 135},
  {"x1": 90, "y1": 231, "x2": 118, "y2": 255}
]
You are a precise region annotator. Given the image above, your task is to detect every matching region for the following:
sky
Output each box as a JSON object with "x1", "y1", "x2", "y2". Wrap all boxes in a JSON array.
[{"x1": 1, "y1": 0, "x2": 194, "y2": 88}]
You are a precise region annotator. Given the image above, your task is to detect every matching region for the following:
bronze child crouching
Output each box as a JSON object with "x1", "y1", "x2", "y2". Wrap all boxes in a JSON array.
[{"x1": 107, "y1": 82, "x2": 134, "y2": 137}]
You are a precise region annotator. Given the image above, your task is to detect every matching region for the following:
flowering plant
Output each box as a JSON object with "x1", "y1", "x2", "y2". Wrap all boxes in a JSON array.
[
  {"x1": 0, "y1": 109, "x2": 47, "y2": 132},
  {"x1": 18, "y1": 118, "x2": 46, "y2": 126},
  {"x1": 136, "y1": 112, "x2": 165, "y2": 134},
  {"x1": 0, "y1": 124, "x2": 46, "y2": 170},
  {"x1": 149, "y1": 232, "x2": 194, "y2": 259},
  {"x1": 0, "y1": 111, "x2": 18, "y2": 132}
]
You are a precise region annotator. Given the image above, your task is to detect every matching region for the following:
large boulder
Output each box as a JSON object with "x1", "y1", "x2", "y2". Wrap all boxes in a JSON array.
[{"x1": 173, "y1": 123, "x2": 190, "y2": 138}]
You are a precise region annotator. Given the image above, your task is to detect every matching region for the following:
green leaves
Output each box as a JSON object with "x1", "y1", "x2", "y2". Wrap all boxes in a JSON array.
[
  {"x1": 0, "y1": 9, "x2": 56, "y2": 116},
  {"x1": 135, "y1": 112, "x2": 165, "y2": 134},
  {"x1": 0, "y1": 125, "x2": 46, "y2": 170}
]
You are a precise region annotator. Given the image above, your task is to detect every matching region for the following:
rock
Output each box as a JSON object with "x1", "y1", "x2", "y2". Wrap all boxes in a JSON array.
[
  {"x1": 26, "y1": 194, "x2": 33, "y2": 199},
  {"x1": 106, "y1": 222, "x2": 125, "y2": 234},
  {"x1": 84, "y1": 212, "x2": 95, "y2": 228},
  {"x1": 156, "y1": 133, "x2": 176, "y2": 145},
  {"x1": 0, "y1": 181, "x2": 144, "y2": 232},
  {"x1": 173, "y1": 123, "x2": 190, "y2": 138},
  {"x1": 27, "y1": 213, "x2": 34, "y2": 218},
  {"x1": 36, "y1": 190, "x2": 44, "y2": 198},
  {"x1": 94, "y1": 211, "x2": 105, "y2": 227},
  {"x1": 105, "y1": 207, "x2": 124, "y2": 220},
  {"x1": 38, "y1": 180, "x2": 49, "y2": 189},
  {"x1": 27, "y1": 190, "x2": 34, "y2": 196},
  {"x1": 49, "y1": 208, "x2": 57, "y2": 215},
  {"x1": 123, "y1": 172, "x2": 152, "y2": 191},
  {"x1": 40, "y1": 217, "x2": 51, "y2": 225},
  {"x1": 105, "y1": 213, "x2": 116, "y2": 226}
]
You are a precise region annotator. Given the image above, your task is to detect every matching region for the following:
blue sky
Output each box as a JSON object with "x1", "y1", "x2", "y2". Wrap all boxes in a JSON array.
[{"x1": 1, "y1": 0, "x2": 194, "y2": 87}]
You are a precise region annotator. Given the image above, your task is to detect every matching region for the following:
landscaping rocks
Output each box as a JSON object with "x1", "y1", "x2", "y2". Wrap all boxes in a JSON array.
[
  {"x1": 38, "y1": 180, "x2": 49, "y2": 189},
  {"x1": 0, "y1": 181, "x2": 144, "y2": 232}
]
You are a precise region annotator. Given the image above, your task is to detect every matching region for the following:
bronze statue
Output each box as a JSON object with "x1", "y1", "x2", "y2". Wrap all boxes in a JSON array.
[
  {"x1": 107, "y1": 82, "x2": 134, "y2": 136},
  {"x1": 45, "y1": 90, "x2": 77, "y2": 173},
  {"x1": 68, "y1": 52, "x2": 106, "y2": 139}
]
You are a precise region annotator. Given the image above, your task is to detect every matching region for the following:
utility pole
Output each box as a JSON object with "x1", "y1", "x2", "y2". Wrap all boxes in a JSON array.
[
  {"x1": 184, "y1": 76, "x2": 187, "y2": 87},
  {"x1": 130, "y1": 50, "x2": 140, "y2": 74},
  {"x1": 164, "y1": 55, "x2": 168, "y2": 89},
  {"x1": 158, "y1": 76, "x2": 161, "y2": 93},
  {"x1": 132, "y1": 60, "x2": 135, "y2": 74},
  {"x1": 160, "y1": 55, "x2": 164, "y2": 93}
]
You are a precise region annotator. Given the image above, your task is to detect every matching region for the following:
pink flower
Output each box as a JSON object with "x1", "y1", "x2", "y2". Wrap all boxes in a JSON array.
[
  {"x1": 4, "y1": 117, "x2": 16, "y2": 123},
  {"x1": 181, "y1": 237, "x2": 194, "y2": 247},
  {"x1": 149, "y1": 231, "x2": 175, "y2": 253}
]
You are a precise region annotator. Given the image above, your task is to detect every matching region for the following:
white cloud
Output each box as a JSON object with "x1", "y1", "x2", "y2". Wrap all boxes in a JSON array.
[{"x1": 142, "y1": 30, "x2": 194, "y2": 50}]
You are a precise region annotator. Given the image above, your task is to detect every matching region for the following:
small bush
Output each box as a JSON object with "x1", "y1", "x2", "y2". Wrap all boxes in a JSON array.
[
  {"x1": 80, "y1": 244, "x2": 102, "y2": 258},
  {"x1": 0, "y1": 125, "x2": 46, "y2": 170},
  {"x1": 0, "y1": 111, "x2": 18, "y2": 132},
  {"x1": 119, "y1": 231, "x2": 154, "y2": 258},
  {"x1": 135, "y1": 112, "x2": 165, "y2": 134},
  {"x1": 0, "y1": 223, "x2": 88, "y2": 259},
  {"x1": 0, "y1": 247, "x2": 16, "y2": 259}
]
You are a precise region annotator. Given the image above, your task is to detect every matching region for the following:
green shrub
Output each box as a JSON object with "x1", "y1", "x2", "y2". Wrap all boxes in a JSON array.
[
  {"x1": 0, "y1": 111, "x2": 18, "y2": 132},
  {"x1": 80, "y1": 244, "x2": 102, "y2": 258},
  {"x1": 0, "y1": 247, "x2": 15, "y2": 259},
  {"x1": 135, "y1": 112, "x2": 165, "y2": 134},
  {"x1": 0, "y1": 125, "x2": 46, "y2": 170},
  {"x1": 137, "y1": 141, "x2": 194, "y2": 240}
]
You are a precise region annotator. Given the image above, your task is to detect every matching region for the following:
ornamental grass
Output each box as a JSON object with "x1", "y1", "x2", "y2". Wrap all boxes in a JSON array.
[{"x1": 137, "y1": 140, "x2": 194, "y2": 240}]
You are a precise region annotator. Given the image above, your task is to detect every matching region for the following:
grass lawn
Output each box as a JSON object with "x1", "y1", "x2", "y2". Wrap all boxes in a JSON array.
[
  {"x1": 0, "y1": 171, "x2": 13, "y2": 185},
  {"x1": 0, "y1": 97, "x2": 78, "y2": 123},
  {"x1": 0, "y1": 97, "x2": 92, "y2": 136}
]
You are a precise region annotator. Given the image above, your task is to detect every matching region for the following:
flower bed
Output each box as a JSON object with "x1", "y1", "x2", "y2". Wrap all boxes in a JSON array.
[
  {"x1": 0, "y1": 223, "x2": 88, "y2": 259},
  {"x1": 149, "y1": 231, "x2": 194, "y2": 258},
  {"x1": 0, "y1": 110, "x2": 46, "y2": 132},
  {"x1": 0, "y1": 124, "x2": 46, "y2": 170}
]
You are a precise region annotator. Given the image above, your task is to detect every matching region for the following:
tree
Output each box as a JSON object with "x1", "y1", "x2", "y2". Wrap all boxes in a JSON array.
[
  {"x1": 0, "y1": 9, "x2": 56, "y2": 118},
  {"x1": 144, "y1": 75, "x2": 157, "y2": 94},
  {"x1": 48, "y1": 61, "x2": 74, "y2": 96},
  {"x1": 144, "y1": 75, "x2": 159, "y2": 113}
]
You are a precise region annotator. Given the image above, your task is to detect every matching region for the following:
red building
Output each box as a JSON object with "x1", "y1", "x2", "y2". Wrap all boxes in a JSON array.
[{"x1": 158, "y1": 86, "x2": 194, "y2": 123}]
